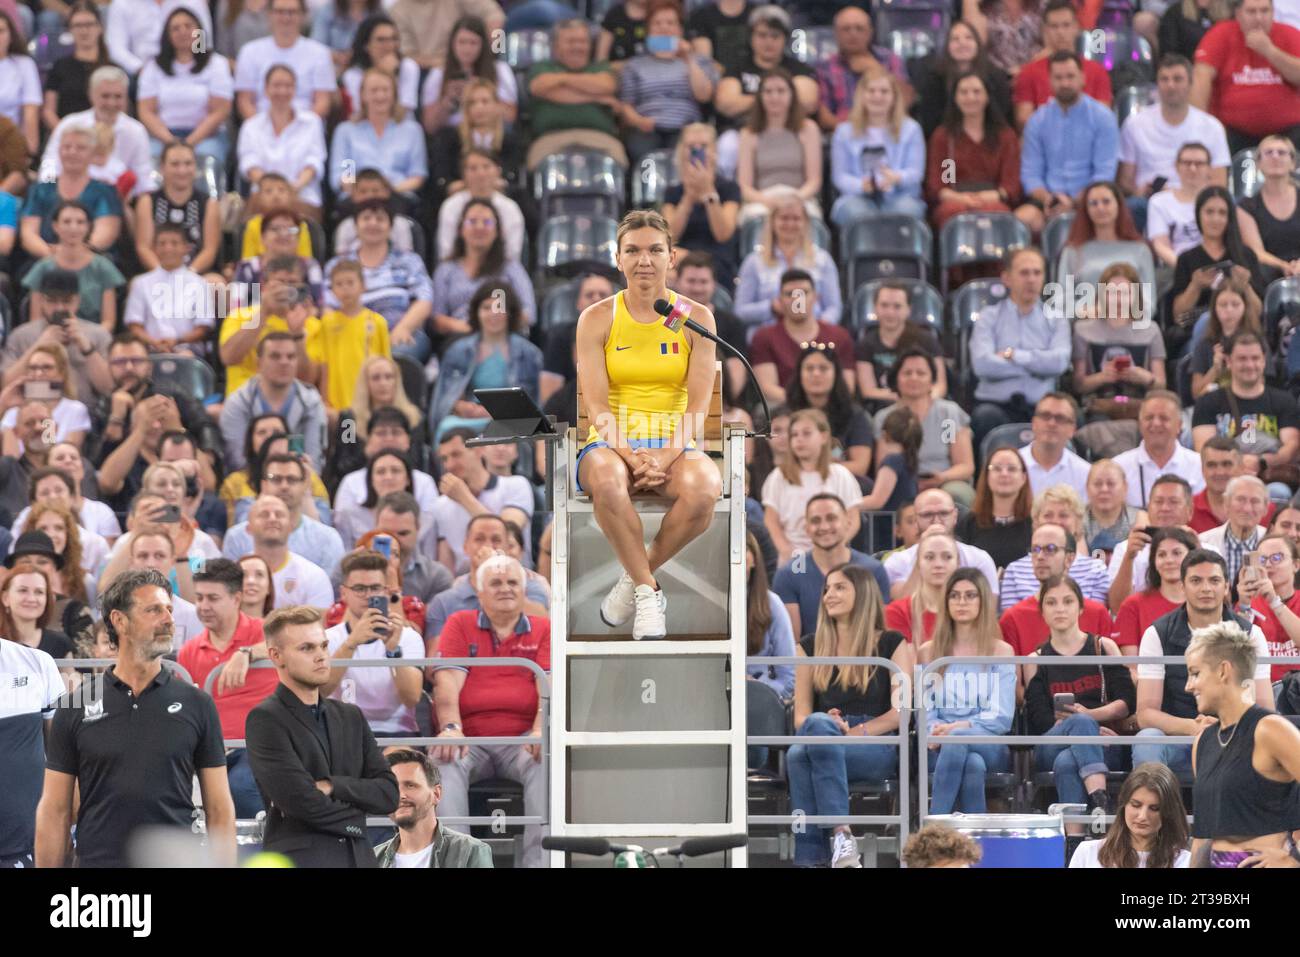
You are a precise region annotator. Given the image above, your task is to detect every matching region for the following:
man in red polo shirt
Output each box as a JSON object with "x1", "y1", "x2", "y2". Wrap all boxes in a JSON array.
[
  {"x1": 178, "y1": 558, "x2": 277, "y2": 818},
  {"x1": 1191, "y1": 436, "x2": 1278, "y2": 532},
  {"x1": 432, "y1": 553, "x2": 549, "y2": 867},
  {"x1": 750, "y1": 269, "x2": 854, "y2": 405},
  {"x1": 1013, "y1": 0, "x2": 1113, "y2": 128},
  {"x1": 1000, "y1": 524, "x2": 1114, "y2": 655},
  {"x1": 1193, "y1": 0, "x2": 1300, "y2": 153}
]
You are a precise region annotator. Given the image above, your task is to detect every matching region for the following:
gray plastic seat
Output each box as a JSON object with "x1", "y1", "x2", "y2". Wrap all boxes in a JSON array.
[
  {"x1": 938, "y1": 212, "x2": 1031, "y2": 295},
  {"x1": 631, "y1": 150, "x2": 678, "y2": 209}
]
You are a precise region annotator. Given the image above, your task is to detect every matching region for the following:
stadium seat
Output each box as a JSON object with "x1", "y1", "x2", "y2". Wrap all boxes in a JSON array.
[
  {"x1": 1112, "y1": 83, "x2": 1158, "y2": 127},
  {"x1": 1264, "y1": 275, "x2": 1300, "y2": 375},
  {"x1": 1233, "y1": 150, "x2": 1300, "y2": 201},
  {"x1": 841, "y1": 214, "x2": 933, "y2": 293},
  {"x1": 745, "y1": 679, "x2": 789, "y2": 784},
  {"x1": 468, "y1": 777, "x2": 526, "y2": 866},
  {"x1": 532, "y1": 150, "x2": 625, "y2": 220},
  {"x1": 849, "y1": 278, "x2": 943, "y2": 334},
  {"x1": 1096, "y1": 0, "x2": 1135, "y2": 28},
  {"x1": 151, "y1": 354, "x2": 216, "y2": 404},
  {"x1": 711, "y1": 285, "x2": 734, "y2": 314},
  {"x1": 938, "y1": 213, "x2": 1030, "y2": 296},
  {"x1": 630, "y1": 150, "x2": 678, "y2": 209},
  {"x1": 737, "y1": 214, "x2": 832, "y2": 261},
  {"x1": 949, "y1": 277, "x2": 1008, "y2": 405},
  {"x1": 875, "y1": 0, "x2": 951, "y2": 61},
  {"x1": 505, "y1": 28, "x2": 552, "y2": 72},
  {"x1": 1041, "y1": 211, "x2": 1075, "y2": 281},
  {"x1": 394, "y1": 353, "x2": 430, "y2": 413},
  {"x1": 537, "y1": 214, "x2": 619, "y2": 279},
  {"x1": 1077, "y1": 26, "x2": 1154, "y2": 83},
  {"x1": 28, "y1": 29, "x2": 72, "y2": 83},
  {"x1": 790, "y1": 25, "x2": 838, "y2": 65},
  {"x1": 978, "y1": 422, "x2": 1034, "y2": 469}
]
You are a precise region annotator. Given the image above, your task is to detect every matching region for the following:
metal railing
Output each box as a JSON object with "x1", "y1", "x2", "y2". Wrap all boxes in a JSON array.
[
  {"x1": 915, "y1": 654, "x2": 1294, "y2": 823},
  {"x1": 744, "y1": 656, "x2": 912, "y2": 855},
  {"x1": 205, "y1": 657, "x2": 552, "y2": 831}
]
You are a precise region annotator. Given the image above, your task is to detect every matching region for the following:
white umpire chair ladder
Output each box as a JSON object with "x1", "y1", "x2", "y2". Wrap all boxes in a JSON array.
[{"x1": 548, "y1": 363, "x2": 749, "y2": 866}]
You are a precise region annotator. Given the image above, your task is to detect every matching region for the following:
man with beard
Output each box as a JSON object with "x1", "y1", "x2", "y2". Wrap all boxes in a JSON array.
[
  {"x1": 35, "y1": 568, "x2": 235, "y2": 867},
  {"x1": 374, "y1": 748, "x2": 492, "y2": 868},
  {"x1": 93, "y1": 334, "x2": 219, "y2": 503},
  {"x1": 246, "y1": 605, "x2": 398, "y2": 868}
]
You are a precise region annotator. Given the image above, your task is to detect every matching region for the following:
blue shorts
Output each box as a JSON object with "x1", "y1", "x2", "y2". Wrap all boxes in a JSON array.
[{"x1": 574, "y1": 438, "x2": 701, "y2": 493}]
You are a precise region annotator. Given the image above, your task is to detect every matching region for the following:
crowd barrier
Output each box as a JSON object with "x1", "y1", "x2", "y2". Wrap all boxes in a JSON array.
[{"x1": 53, "y1": 652, "x2": 1297, "y2": 864}]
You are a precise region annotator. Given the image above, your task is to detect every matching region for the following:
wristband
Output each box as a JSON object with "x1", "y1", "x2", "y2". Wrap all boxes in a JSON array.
[
  {"x1": 441, "y1": 722, "x2": 461, "y2": 733},
  {"x1": 1270, "y1": 594, "x2": 1285, "y2": 610}
]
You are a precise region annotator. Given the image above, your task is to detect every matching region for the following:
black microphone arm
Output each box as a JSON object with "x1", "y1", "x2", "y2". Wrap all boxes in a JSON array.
[{"x1": 653, "y1": 298, "x2": 771, "y2": 438}]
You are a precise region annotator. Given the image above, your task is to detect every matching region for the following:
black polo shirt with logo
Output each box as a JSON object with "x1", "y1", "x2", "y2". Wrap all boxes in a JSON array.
[{"x1": 45, "y1": 664, "x2": 225, "y2": 867}]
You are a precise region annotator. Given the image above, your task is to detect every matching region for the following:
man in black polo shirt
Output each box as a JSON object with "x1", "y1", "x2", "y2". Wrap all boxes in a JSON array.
[{"x1": 35, "y1": 568, "x2": 235, "y2": 868}]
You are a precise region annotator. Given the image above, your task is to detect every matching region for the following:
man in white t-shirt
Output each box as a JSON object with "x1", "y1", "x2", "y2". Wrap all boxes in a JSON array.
[
  {"x1": 321, "y1": 550, "x2": 424, "y2": 735},
  {"x1": 42, "y1": 67, "x2": 154, "y2": 200},
  {"x1": 1145, "y1": 141, "x2": 1215, "y2": 268},
  {"x1": 0, "y1": 637, "x2": 63, "y2": 867},
  {"x1": 247, "y1": 494, "x2": 335, "y2": 609},
  {"x1": 126, "y1": 530, "x2": 204, "y2": 649},
  {"x1": 373, "y1": 749, "x2": 493, "y2": 868},
  {"x1": 882, "y1": 488, "x2": 999, "y2": 598},
  {"x1": 1118, "y1": 54, "x2": 1230, "y2": 227},
  {"x1": 233, "y1": 0, "x2": 336, "y2": 120},
  {"x1": 123, "y1": 225, "x2": 215, "y2": 356},
  {"x1": 1112, "y1": 391, "x2": 1205, "y2": 509},
  {"x1": 432, "y1": 429, "x2": 535, "y2": 575},
  {"x1": 334, "y1": 411, "x2": 439, "y2": 512},
  {"x1": 104, "y1": 0, "x2": 216, "y2": 74}
]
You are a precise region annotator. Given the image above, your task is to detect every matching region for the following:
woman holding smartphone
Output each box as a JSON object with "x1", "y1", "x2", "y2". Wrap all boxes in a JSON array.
[{"x1": 1024, "y1": 574, "x2": 1136, "y2": 822}]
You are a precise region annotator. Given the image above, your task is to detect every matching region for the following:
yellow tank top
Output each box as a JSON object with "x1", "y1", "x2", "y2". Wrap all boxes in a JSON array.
[{"x1": 586, "y1": 290, "x2": 691, "y2": 444}]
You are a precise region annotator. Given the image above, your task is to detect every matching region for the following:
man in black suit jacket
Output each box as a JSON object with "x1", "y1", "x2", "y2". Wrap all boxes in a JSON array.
[{"x1": 246, "y1": 605, "x2": 398, "y2": 868}]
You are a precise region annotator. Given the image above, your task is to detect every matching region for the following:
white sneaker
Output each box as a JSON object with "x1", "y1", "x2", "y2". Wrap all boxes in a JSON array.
[
  {"x1": 830, "y1": 831, "x2": 861, "y2": 868},
  {"x1": 632, "y1": 584, "x2": 667, "y2": 640},
  {"x1": 600, "y1": 572, "x2": 637, "y2": 627}
]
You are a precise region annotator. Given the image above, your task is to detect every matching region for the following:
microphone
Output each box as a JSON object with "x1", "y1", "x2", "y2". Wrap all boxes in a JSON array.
[
  {"x1": 540, "y1": 836, "x2": 612, "y2": 857},
  {"x1": 652, "y1": 297, "x2": 771, "y2": 438}
]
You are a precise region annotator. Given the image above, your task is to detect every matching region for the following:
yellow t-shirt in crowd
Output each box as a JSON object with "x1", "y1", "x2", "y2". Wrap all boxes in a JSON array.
[
  {"x1": 305, "y1": 308, "x2": 391, "y2": 410},
  {"x1": 241, "y1": 215, "x2": 315, "y2": 260},
  {"x1": 219, "y1": 307, "x2": 291, "y2": 396}
]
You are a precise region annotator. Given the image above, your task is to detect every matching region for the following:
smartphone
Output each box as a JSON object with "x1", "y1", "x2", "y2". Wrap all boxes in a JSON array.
[
  {"x1": 1139, "y1": 526, "x2": 1160, "y2": 536},
  {"x1": 1053, "y1": 693, "x2": 1076, "y2": 712},
  {"x1": 688, "y1": 145, "x2": 706, "y2": 166},
  {"x1": 155, "y1": 504, "x2": 182, "y2": 523},
  {"x1": 368, "y1": 594, "x2": 390, "y2": 637},
  {"x1": 1243, "y1": 551, "x2": 1261, "y2": 583},
  {"x1": 1112, "y1": 354, "x2": 1132, "y2": 371},
  {"x1": 372, "y1": 535, "x2": 392, "y2": 560},
  {"x1": 23, "y1": 379, "x2": 62, "y2": 401},
  {"x1": 48, "y1": 310, "x2": 69, "y2": 328},
  {"x1": 287, "y1": 434, "x2": 305, "y2": 455},
  {"x1": 1216, "y1": 260, "x2": 1236, "y2": 274}
]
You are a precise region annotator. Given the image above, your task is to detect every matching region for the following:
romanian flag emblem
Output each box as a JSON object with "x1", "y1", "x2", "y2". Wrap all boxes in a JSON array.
[{"x1": 660, "y1": 342, "x2": 680, "y2": 355}]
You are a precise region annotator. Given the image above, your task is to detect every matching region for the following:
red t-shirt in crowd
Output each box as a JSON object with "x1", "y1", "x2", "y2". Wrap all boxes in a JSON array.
[
  {"x1": 999, "y1": 595, "x2": 1114, "y2": 656},
  {"x1": 1248, "y1": 591, "x2": 1300, "y2": 681},
  {"x1": 1190, "y1": 489, "x2": 1275, "y2": 533},
  {"x1": 884, "y1": 597, "x2": 937, "y2": 644},
  {"x1": 436, "y1": 610, "x2": 551, "y2": 737},
  {"x1": 177, "y1": 613, "x2": 276, "y2": 740},
  {"x1": 749, "y1": 321, "x2": 855, "y2": 391},
  {"x1": 1114, "y1": 589, "x2": 1180, "y2": 650},
  {"x1": 1012, "y1": 56, "x2": 1112, "y2": 108},
  {"x1": 1195, "y1": 20, "x2": 1300, "y2": 137}
]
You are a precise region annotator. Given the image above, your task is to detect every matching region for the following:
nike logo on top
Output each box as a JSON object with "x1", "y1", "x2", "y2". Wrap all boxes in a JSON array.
[{"x1": 615, "y1": 346, "x2": 632, "y2": 351}]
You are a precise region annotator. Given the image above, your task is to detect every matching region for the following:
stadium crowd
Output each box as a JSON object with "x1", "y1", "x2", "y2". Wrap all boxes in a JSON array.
[{"x1": 1, "y1": 0, "x2": 1300, "y2": 870}]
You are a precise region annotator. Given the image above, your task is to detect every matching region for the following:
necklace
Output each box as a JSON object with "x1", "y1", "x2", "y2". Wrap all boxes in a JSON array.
[{"x1": 1216, "y1": 719, "x2": 1240, "y2": 749}]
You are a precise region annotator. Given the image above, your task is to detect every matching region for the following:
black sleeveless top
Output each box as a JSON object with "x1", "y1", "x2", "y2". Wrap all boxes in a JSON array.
[
  {"x1": 1240, "y1": 191, "x2": 1300, "y2": 264},
  {"x1": 1192, "y1": 705, "x2": 1300, "y2": 839},
  {"x1": 1024, "y1": 633, "x2": 1136, "y2": 735},
  {"x1": 150, "y1": 186, "x2": 209, "y2": 257},
  {"x1": 799, "y1": 631, "x2": 904, "y2": 719}
]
